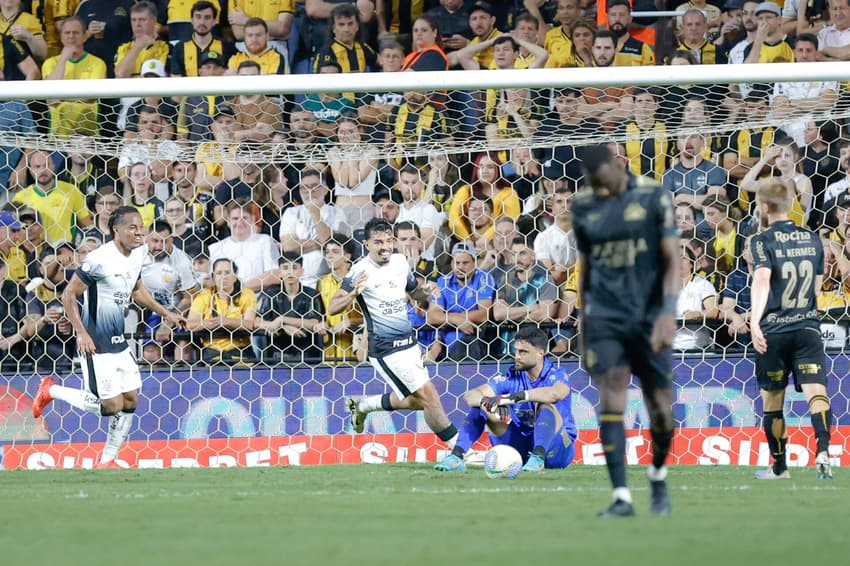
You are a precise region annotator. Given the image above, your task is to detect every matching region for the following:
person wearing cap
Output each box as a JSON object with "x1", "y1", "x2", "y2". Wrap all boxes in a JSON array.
[
  {"x1": 170, "y1": 1, "x2": 235, "y2": 77},
  {"x1": 463, "y1": 1, "x2": 500, "y2": 68},
  {"x1": 0, "y1": 211, "x2": 27, "y2": 283},
  {"x1": 41, "y1": 16, "x2": 107, "y2": 137},
  {"x1": 115, "y1": 1, "x2": 171, "y2": 79},
  {"x1": 606, "y1": 0, "x2": 655, "y2": 66},
  {"x1": 426, "y1": 240, "x2": 495, "y2": 362},
  {"x1": 175, "y1": 52, "x2": 230, "y2": 142},
  {"x1": 227, "y1": 17, "x2": 289, "y2": 75},
  {"x1": 744, "y1": 2, "x2": 794, "y2": 63}
]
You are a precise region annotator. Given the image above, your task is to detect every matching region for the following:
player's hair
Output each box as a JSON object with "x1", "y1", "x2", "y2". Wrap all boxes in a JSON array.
[
  {"x1": 364, "y1": 218, "x2": 394, "y2": 240},
  {"x1": 325, "y1": 232, "x2": 356, "y2": 258},
  {"x1": 582, "y1": 144, "x2": 614, "y2": 174},
  {"x1": 280, "y1": 251, "x2": 303, "y2": 266},
  {"x1": 244, "y1": 17, "x2": 267, "y2": 31},
  {"x1": 108, "y1": 206, "x2": 141, "y2": 234},
  {"x1": 757, "y1": 179, "x2": 793, "y2": 212},
  {"x1": 191, "y1": 0, "x2": 218, "y2": 18},
  {"x1": 153, "y1": 220, "x2": 172, "y2": 235},
  {"x1": 210, "y1": 258, "x2": 242, "y2": 314},
  {"x1": 394, "y1": 220, "x2": 422, "y2": 238},
  {"x1": 515, "y1": 326, "x2": 549, "y2": 352},
  {"x1": 131, "y1": 1, "x2": 157, "y2": 18}
]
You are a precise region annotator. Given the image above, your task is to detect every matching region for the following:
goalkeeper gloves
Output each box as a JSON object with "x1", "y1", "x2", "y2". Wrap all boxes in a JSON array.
[{"x1": 480, "y1": 391, "x2": 529, "y2": 413}]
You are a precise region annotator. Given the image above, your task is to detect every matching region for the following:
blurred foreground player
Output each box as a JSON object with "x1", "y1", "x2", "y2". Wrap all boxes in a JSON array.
[{"x1": 571, "y1": 145, "x2": 680, "y2": 517}]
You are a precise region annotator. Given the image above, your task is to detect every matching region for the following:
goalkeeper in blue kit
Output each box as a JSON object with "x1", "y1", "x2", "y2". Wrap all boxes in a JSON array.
[{"x1": 435, "y1": 326, "x2": 577, "y2": 472}]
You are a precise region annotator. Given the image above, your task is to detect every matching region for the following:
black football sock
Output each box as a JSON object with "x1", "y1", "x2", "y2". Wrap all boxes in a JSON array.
[
  {"x1": 808, "y1": 395, "x2": 832, "y2": 454},
  {"x1": 600, "y1": 413, "x2": 627, "y2": 489},
  {"x1": 650, "y1": 421, "x2": 674, "y2": 470},
  {"x1": 763, "y1": 410, "x2": 787, "y2": 474}
]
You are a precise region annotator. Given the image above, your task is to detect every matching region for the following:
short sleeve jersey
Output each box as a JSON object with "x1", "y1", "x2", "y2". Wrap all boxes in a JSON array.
[{"x1": 76, "y1": 242, "x2": 147, "y2": 354}]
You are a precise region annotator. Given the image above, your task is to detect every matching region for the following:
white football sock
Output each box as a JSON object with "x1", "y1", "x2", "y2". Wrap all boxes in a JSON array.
[
  {"x1": 445, "y1": 433, "x2": 458, "y2": 448},
  {"x1": 49, "y1": 385, "x2": 101, "y2": 414},
  {"x1": 647, "y1": 464, "x2": 668, "y2": 482},
  {"x1": 358, "y1": 395, "x2": 384, "y2": 413},
  {"x1": 613, "y1": 487, "x2": 633, "y2": 504},
  {"x1": 100, "y1": 411, "x2": 134, "y2": 464}
]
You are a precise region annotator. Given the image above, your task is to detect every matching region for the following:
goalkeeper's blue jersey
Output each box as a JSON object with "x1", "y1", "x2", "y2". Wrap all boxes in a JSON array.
[{"x1": 488, "y1": 358, "x2": 577, "y2": 441}]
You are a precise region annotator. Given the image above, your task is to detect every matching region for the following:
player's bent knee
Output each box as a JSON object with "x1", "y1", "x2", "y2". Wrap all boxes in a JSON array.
[{"x1": 100, "y1": 397, "x2": 123, "y2": 416}]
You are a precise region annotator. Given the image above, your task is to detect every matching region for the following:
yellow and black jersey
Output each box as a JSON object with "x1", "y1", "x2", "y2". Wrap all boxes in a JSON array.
[
  {"x1": 381, "y1": 0, "x2": 423, "y2": 35},
  {"x1": 620, "y1": 120, "x2": 670, "y2": 181},
  {"x1": 313, "y1": 39, "x2": 377, "y2": 73},
  {"x1": 544, "y1": 25, "x2": 572, "y2": 68},
  {"x1": 743, "y1": 38, "x2": 795, "y2": 63},
  {"x1": 44, "y1": 0, "x2": 80, "y2": 57},
  {"x1": 0, "y1": 35, "x2": 31, "y2": 80},
  {"x1": 668, "y1": 41, "x2": 727, "y2": 65},
  {"x1": 228, "y1": 47, "x2": 289, "y2": 74},
  {"x1": 161, "y1": 0, "x2": 222, "y2": 41},
  {"x1": 730, "y1": 126, "x2": 776, "y2": 212},
  {"x1": 0, "y1": 9, "x2": 43, "y2": 38},
  {"x1": 170, "y1": 36, "x2": 235, "y2": 76},
  {"x1": 115, "y1": 39, "x2": 170, "y2": 75},
  {"x1": 228, "y1": 0, "x2": 294, "y2": 26},
  {"x1": 614, "y1": 36, "x2": 655, "y2": 67},
  {"x1": 389, "y1": 102, "x2": 448, "y2": 165},
  {"x1": 469, "y1": 28, "x2": 500, "y2": 69}
]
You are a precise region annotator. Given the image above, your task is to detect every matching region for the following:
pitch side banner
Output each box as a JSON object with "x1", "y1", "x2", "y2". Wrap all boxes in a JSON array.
[{"x1": 2, "y1": 356, "x2": 850, "y2": 469}]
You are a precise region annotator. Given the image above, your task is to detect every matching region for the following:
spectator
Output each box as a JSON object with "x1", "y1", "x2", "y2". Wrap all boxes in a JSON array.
[
  {"x1": 280, "y1": 170, "x2": 342, "y2": 288},
  {"x1": 385, "y1": 90, "x2": 451, "y2": 169},
  {"x1": 302, "y1": 60, "x2": 358, "y2": 140},
  {"x1": 280, "y1": 104, "x2": 326, "y2": 193},
  {"x1": 772, "y1": 34, "x2": 838, "y2": 127},
  {"x1": 256, "y1": 252, "x2": 326, "y2": 363},
  {"x1": 791, "y1": 0, "x2": 830, "y2": 36},
  {"x1": 719, "y1": 234, "x2": 753, "y2": 346},
  {"x1": 175, "y1": 52, "x2": 230, "y2": 141},
  {"x1": 169, "y1": 161, "x2": 210, "y2": 232},
  {"x1": 463, "y1": 2, "x2": 500, "y2": 69},
  {"x1": 295, "y1": 0, "x2": 375, "y2": 73},
  {"x1": 395, "y1": 221, "x2": 437, "y2": 351},
  {"x1": 536, "y1": 87, "x2": 603, "y2": 186},
  {"x1": 78, "y1": 0, "x2": 134, "y2": 76},
  {"x1": 120, "y1": 60, "x2": 179, "y2": 138},
  {"x1": 372, "y1": 188, "x2": 402, "y2": 223},
  {"x1": 465, "y1": 197, "x2": 495, "y2": 244},
  {"x1": 117, "y1": 105, "x2": 181, "y2": 201},
  {"x1": 1, "y1": 0, "x2": 46, "y2": 61},
  {"x1": 227, "y1": 18, "x2": 289, "y2": 74},
  {"x1": 327, "y1": 114, "x2": 379, "y2": 231},
  {"x1": 0, "y1": 33, "x2": 39, "y2": 81},
  {"x1": 58, "y1": 136, "x2": 107, "y2": 196},
  {"x1": 822, "y1": 140, "x2": 850, "y2": 206},
  {"x1": 426, "y1": 241, "x2": 495, "y2": 362},
  {"x1": 618, "y1": 87, "x2": 670, "y2": 181},
  {"x1": 0, "y1": 211, "x2": 26, "y2": 282},
  {"x1": 16, "y1": 205, "x2": 45, "y2": 278},
  {"x1": 396, "y1": 165, "x2": 446, "y2": 264},
  {"x1": 491, "y1": 237, "x2": 558, "y2": 355},
  {"x1": 663, "y1": 133, "x2": 729, "y2": 207},
  {"x1": 424, "y1": 0, "x2": 471, "y2": 53},
  {"x1": 21, "y1": 244, "x2": 76, "y2": 371},
  {"x1": 744, "y1": 2, "x2": 794, "y2": 63},
  {"x1": 658, "y1": 63, "x2": 730, "y2": 129},
  {"x1": 676, "y1": 203, "x2": 698, "y2": 233},
  {"x1": 256, "y1": 165, "x2": 290, "y2": 242},
  {"x1": 673, "y1": 9, "x2": 728, "y2": 63},
  {"x1": 579, "y1": 31, "x2": 633, "y2": 127},
  {"x1": 507, "y1": 146, "x2": 542, "y2": 203},
  {"x1": 210, "y1": 198, "x2": 281, "y2": 291},
  {"x1": 193, "y1": 105, "x2": 240, "y2": 193},
  {"x1": 534, "y1": 188, "x2": 577, "y2": 285},
  {"x1": 316, "y1": 235, "x2": 363, "y2": 363},
  {"x1": 115, "y1": 1, "x2": 171, "y2": 79},
  {"x1": 817, "y1": 0, "x2": 850, "y2": 62},
  {"x1": 727, "y1": 0, "x2": 759, "y2": 101},
  {"x1": 0, "y1": 256, "x2": 27, "y2": 362},
  {"x1": 702, "y1": 196, "x2": 744, "y2": 274},
  {"x1": 228, "y1": 0, "x2": 294, "y2": 59},
  {"x1": 74, "y1": 187, "x2": 120, "y2": 245},
  {"x1": 740, "y1": 138, "x2": 815, "y2": 227},
  {"x1": 476, "y1": 215, "x2": 517, "y2": 282},
  {"x1": 376, "y1": 0, "x2": 425, "y2": 39},
  {"x1": 546, "y1": 17, "x2": 596, "y2": 68},
  {"x1": 804, "y1": 120, "x2": 843, "y2": 225},
  {"x1": 41, "y1": 16, "x2": 107, "y2": 137},
  {"x1": 210, "y1": 151, "x2": 263, "y2": 234},
  {"x1": 686, "y1": 231, "x2": 726, "y2": 291},
  {"x1": 140, "y1": 221, "x2": 199, "y2": 363},
  {"x1": 449, "y1": 152, "x2": 521, "y2": 242},
  {"x1": 187, "y1": 257, "x2": 258, "y2": 364},
  {"x1": 164, "y1": 195, "x2": 207, "y2": 258},
  {"x1": 485, "y1": 86, "x2": 540, "y2": 145},
  {"x1": 162, "y1": 0, "x2": 223, "y2": 44},
  {"x1": 228, "y1": 61, "x2": 284, "y2": 142},
  {"x1": 13, "y1": 150, "x2": 92, "y2": 245},
  {"x1": 818, "y1": 237, "x2": 850, "y2": 314},
  {"x1": 358, "y1": 39, "x2": 405, "y2": 141},
  {"x1": 0, "y1": 81, "x2": 36, "y2": 190},
  {"x1": 675, "y1": 243, "x2": 719, "y2": 350},
  {"x1": 721, "y1": 87, "x2": 777, "y2": 197},
  {"x1": 426, "y1": 149, "x2": 463, "y2": 213},
  {"x1": 529, "y1": 0, "x2": 582, "y2": 66},
  {"x1": 675, "y1": 96, "x2": 727, "y2": 153},
  {"x1": 675, "y1": 0, "x2": 722, "y2": 35},
  {"x1": 402, "y1": 15, "x2": 450, "y2": 73},
  {"x1": 606, "y1": 0, "x2": 655, "y2": 66},
  {"x1": 451, "y1": 31, "x2": 549, "y2": 70},
  {"x1": 125, "y1": 162, "x2": 165, "y2": 228},
  {"x1": 313, "y1": 3, "x2": 377, "y2": 76}
]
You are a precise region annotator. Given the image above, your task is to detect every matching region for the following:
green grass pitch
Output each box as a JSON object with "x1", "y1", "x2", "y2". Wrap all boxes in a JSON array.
[{"x1": 1, "y1": 464, "x2": 844, "y2": 565}]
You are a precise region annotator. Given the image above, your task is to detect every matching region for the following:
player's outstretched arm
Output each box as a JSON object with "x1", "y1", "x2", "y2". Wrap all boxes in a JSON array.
[{"x1": 62, "y1": 273, "x2": 96, "y2": 355}]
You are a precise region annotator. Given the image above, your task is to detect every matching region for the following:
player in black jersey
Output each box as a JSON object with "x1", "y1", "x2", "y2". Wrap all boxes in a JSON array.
[
  {"x1": 750, "y1": 179, "x2": 833, "y2": 480},
  {"x1": 572, "y1": 145, "x2": 680, "y2": 517}
]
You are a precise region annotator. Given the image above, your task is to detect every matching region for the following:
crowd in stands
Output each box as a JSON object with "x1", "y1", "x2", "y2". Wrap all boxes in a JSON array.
[{"x1": 2, "y1": 0, "x2": 850, "y2": 368}]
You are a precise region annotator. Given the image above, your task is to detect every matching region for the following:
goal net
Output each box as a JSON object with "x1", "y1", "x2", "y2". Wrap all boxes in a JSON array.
[{"x1": 1, "y1": 63, "x2": 849, "y2": 471}]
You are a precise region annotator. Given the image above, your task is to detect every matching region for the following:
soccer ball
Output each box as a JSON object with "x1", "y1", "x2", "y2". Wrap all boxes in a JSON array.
[{"x1": 484, "y1": 445, "x2": 523, "y2": 479}]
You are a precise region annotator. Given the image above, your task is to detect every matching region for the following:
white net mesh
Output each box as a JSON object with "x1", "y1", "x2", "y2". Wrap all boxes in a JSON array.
[{"x1": 1, "y1": 0, "x2": 849, "y2": 470}]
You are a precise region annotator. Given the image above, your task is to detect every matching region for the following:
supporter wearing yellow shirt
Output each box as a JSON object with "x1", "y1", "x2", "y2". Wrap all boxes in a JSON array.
[
  {"x1": 608, "y1": 0, "x2": 655, "y2": 66},
  {"x1": 12, "y1": 150, "x2": 92, "y2": 244},
  {"x1": 42, "y1": 16, "x2": 106, "y2": 137},
  {"x1": 227, "y1": 18, "x2": 288, "y2": 74},
  {"x1": 164, "y1": 0, "x2": 222, "y2": 42},
  {"x1": 114, "y1": 1, "x2": 170, "y2": 78},
  {"x1": 542, "y1": 0, "x2": 583, "y2": 66},
  {"x1": 228, "y1": 0, "x2": 294, "y2": 44},
  {"x1": 45, "y1": 0, "x2": 80, "y2": 57},
  {"x1": 449, "y1": 153, "x2": 521, "y2": 241},
  {"x1": 0, "y1": 0, "x2": 47, "y2": 60},
  {"x1": 467, "y1": 2, "x2": 499, "y2": 68},
  {"x1": 0, "y1": 211, "x2": 27, "y2": 282},
  {"x1": 316, "y1": 236, "x2": 363, "y2": 363}
]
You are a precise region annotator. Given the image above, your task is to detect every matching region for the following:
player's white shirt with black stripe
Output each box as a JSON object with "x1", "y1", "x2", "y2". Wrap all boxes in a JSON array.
[
  {"x1": 343, "y1": 253, "x2": 417, "y2": 357},
  {"x1": 77, "y1": 242, "x2": 146, "y2": 354}
]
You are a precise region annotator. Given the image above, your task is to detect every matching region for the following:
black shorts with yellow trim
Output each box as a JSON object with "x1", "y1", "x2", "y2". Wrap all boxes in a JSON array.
[
  {"x1": 755, "y1": 327, "x2": 826, "y2": 392},
  {"x1": 581, "y1": 317, "x2": 673, "y2": 390}
]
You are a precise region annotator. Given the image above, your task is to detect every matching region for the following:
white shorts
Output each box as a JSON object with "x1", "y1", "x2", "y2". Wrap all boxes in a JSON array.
[
  {"x1": 81, "y1": 349, "x2": 142, "y2": 400},
  {"x1": 369, "y1": 345, "x2": 430, "y2": 398}
]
